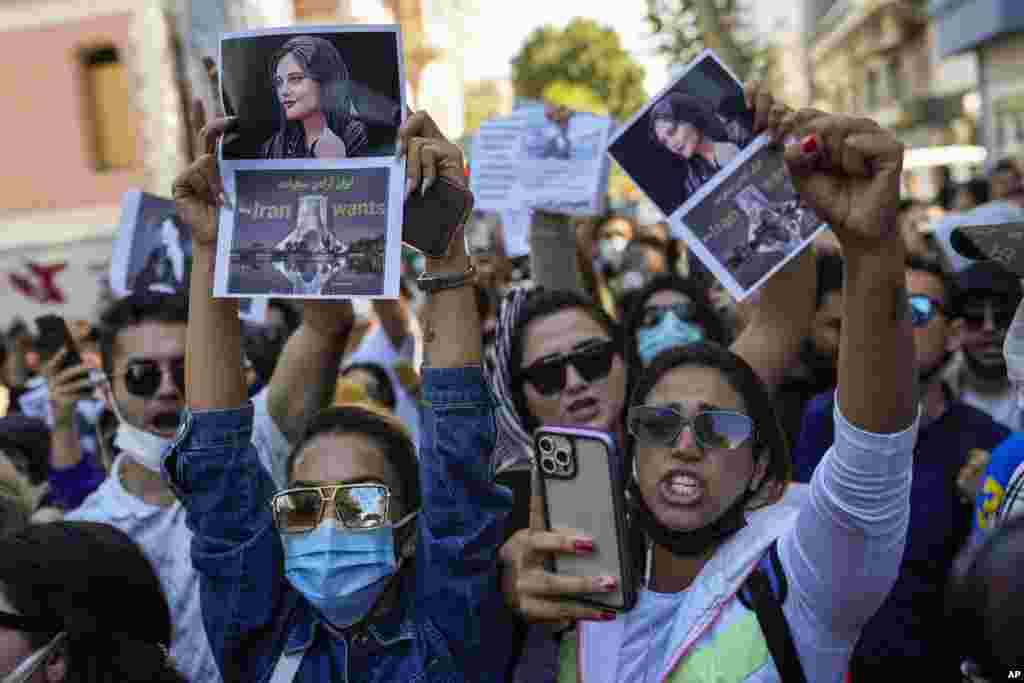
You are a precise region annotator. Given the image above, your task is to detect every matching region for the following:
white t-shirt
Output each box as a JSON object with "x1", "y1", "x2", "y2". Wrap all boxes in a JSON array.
[{"x1": 66, "y1": 389, "x2": 291, "y2": 683}]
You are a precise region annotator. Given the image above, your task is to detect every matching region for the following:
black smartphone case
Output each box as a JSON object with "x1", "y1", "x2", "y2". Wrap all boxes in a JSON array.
[{"x1": 402, "y1": 176, "x2": 474, "y2": 259}]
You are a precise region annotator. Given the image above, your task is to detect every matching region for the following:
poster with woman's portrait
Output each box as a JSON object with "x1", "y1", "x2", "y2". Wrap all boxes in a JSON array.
[
  {"x1": 111, "y1": 191, "x2": 193, "y2": 298},
  {"x1": 607, "y1": 49, "x2": 824, "y2": 301},
  {"x1": 608, "y1": 50, "x2": 755, "y2": 219},
  {"x1": 219, "y1": 26, "x2": 404, "y2": 161},
  {"x1": 214, "y1": 164, "x2": 400, "y2": 299}
]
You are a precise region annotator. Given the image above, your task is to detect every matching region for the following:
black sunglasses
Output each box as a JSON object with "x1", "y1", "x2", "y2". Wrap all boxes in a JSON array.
[
  {"x1": 628, "y1": 404, "x2": 755, "y2": 450},
  {"x1": 519, "y1": 340, "x2": 617, "y2": 397},
  {"x1": 908, "y1": 294, "x2": 946, "y2": 328},
  {"x1": 640, "y1": 301, "x2": 697, "y2": 329},
  {"x1": 961, "y1": 301, "x2": 1016, "y2": 331},
  {"x1": 119, "y1": 358, "x2": 186, "y2": 398}
]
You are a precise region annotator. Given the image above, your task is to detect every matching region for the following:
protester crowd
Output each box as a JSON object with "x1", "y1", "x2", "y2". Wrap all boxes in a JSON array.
[{"x1": 1, "y1": 67, "x2": 1024, "y2": 683}]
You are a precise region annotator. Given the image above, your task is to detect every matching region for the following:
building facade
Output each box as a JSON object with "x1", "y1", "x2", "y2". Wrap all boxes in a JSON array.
[{"x1": 930, "y1": 0, "x2": 1024, "y2": 162}]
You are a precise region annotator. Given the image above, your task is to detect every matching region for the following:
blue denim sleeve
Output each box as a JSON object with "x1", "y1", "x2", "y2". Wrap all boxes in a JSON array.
[
  {"x1": 163, "y1": 404, "x2": 284, "y2": 673},
  {"x1": 415, "y1": 367, "x2": 516, "y2": 682}
]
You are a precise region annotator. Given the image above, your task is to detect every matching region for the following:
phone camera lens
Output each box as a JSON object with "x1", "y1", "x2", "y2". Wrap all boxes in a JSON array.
[
  {"x1": 540, "y1": 457, "x2": 557, "y2": 475},
  {"x1": 554, "y1": 449, "x2": 571, "y2": 466},
  {"x1": 539, "y1": 437, "x2": 555, "y2": 454}
]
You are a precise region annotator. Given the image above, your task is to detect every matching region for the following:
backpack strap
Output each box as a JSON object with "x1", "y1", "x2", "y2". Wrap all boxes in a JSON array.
[{"x1": 738, "y1": 541, "x2": 808, "y2": 683}]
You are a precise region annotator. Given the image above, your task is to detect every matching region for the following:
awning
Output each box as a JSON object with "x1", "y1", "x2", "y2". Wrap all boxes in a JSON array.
[{"x1": 929, "y1": 0, "x2": 1024, "y2": 56}]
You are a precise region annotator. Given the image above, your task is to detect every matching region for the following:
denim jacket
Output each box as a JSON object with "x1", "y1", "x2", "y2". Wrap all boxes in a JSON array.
[{"x1": 164, "y1": 366, "x2": 516, "y2": 683}]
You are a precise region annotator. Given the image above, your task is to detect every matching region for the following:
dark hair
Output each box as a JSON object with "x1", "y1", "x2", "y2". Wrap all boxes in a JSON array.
[
  {"x1": 98, "y1": 292, "x2": 188, "y2": 376},
  {"x1": 341, "y1": 363, "x2": 397, "y2": 412},
  {"x1": 905, "y1": 255, "x2": 955, "y2": 310},
  {"x1": 268, "y1": 36, "x2": 358, "y2": 158},
  {"x1": 816, "y1": 250, "x2": 845, "y2": 309},
  {"x1": 287, "y1": 406, "x2": 420, "y2": 511},
  {"x1": 0, "y1": 521, "x2": 185, "y2": 682},
  {"x1": 592, "y1": 212, "x2": 637, "y2": 245},
  {"x1": 623, "y1": 274, "x2": 729, "y2": 374},
  {"x1": 628, "y1": 343, "x2": 790, "y2": 489},
  {"x1": 0, "y1": 416, "x2": 51, "y2": 486},
  {"x1": 268, "y1": 300, "x2": 302, "y2": 336},
  {"x1": 648, "y1": 92, "x2": 731, "y2": 146},
  {"x1": 510, "y1": 288, "x2": 621, "y2": 432},
  {"x1": 898, "y1": 198, "x2": 917, "y2": 215},
  {"x1": 947, "y1": 515, "x2": 1024, "y2": 679},
  {"x1": 960, "y1": 178, "x2": 991, "y2": 207},
  {"x1": 991, "y1": 158, "x2": 1020, "y2": 178}
]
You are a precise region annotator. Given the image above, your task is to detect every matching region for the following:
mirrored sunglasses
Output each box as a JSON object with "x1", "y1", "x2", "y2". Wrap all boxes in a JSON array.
[
  {"x1": 628, "y1": 404, "x2": 754, "y2": 450},
  {"x1": 271, "y1": 483, "x2": 393, "y2": 534},
  {"x1": 908, "y1": 294, "x2": 946, "y2": 329},
  {"x1": 640, "y1": 302, "x2": 697, "y2": 329}
]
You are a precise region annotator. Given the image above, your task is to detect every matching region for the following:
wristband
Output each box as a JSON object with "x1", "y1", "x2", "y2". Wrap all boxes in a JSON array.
[{"x1": 416, "y1": 265, "x2": 477, "y2": 294}]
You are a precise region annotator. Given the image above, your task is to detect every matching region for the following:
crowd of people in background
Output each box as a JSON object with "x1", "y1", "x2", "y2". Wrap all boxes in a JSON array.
[{"x1": 1, "y1": 78, "x2": 1024, "y2": 683}]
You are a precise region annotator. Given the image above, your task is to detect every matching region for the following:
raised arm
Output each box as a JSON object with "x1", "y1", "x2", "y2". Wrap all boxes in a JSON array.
[
  {"x1": 773, "y1": 110, "x2": 918, "y2": 641},
  {"x1": 401, "y1": 110, "x2": 516, "y2": 680},
  {"x1": 265, "y1": 300, "x2": 353, "y2": 443}
]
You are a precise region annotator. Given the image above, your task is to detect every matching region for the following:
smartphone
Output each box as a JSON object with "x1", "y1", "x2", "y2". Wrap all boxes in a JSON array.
[
  {"x1": 34, "y1": 315, "x2": 82, "y2": 372},
  {"x1": 402, "y1": 176, "x2": 474, "y2": 259},
  {"x1": 534, "y1": 426, "x2": 636, "y2": 612}
]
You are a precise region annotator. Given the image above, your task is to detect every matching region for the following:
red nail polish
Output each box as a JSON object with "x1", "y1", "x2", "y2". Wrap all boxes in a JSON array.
[
  {"x1": 600, "y1": 576, "x2": 617, "y2": 591},
  {"x1": 601, "y1": 611, "x2": 617, "y2": 621},
  {"x1": 573, "y1": 540, "x2": 595, "y2": 554},
  {"x1": 801, "y1": 134, "x2": 819, "y2": 156}
]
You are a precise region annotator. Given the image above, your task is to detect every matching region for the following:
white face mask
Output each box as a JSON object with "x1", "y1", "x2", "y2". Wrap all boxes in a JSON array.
[
  {"x1": 104, "y1": 377, "x2": 176, "y2": 474},
  {"x1": 1003, "y1": 298, "x2": 1024, "y2": 409}
]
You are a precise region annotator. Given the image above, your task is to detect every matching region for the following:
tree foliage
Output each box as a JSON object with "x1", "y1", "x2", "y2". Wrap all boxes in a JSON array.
[
  {"x1": 644, "y1": 0, "x2": 769, "y2": 83},
  {"x1": 510, "y1": 18, "x2": 647, "y2": 121}
]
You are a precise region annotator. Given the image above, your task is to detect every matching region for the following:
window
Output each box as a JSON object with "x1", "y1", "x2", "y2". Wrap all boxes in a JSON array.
[
  {"x1": 865, "y1": 69, "x2": 880, "y2": 111},
  {"x1": 81, "y1": 46, "x2": 137, "y2": 171},
  {"x1": 294, "y1": 0, "x2": 338, "y2": 21}
]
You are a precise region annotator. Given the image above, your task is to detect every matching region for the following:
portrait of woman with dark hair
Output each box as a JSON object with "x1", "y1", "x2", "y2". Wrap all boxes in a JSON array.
[
  {"x1": 648, "y1": 92, "x2": 754, "y2": 200},
  {"x1": 262, "y1": 35, "x2": 369, "y2": 159},
  {"x1": 134, "y1": 214, "x2": 191, "y2": 295}
]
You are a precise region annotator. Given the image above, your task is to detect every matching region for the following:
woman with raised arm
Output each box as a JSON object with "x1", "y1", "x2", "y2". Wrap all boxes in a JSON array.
[
  {"x1": 507, "y1": 105, "x2": 919, "y2": 682},
  {"x1": 167, "y1": 110, "x2": 514, "y2": 682}
]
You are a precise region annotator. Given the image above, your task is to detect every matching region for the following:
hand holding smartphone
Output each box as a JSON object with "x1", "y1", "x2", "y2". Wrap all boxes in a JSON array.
[
  {"x1": 534, "y1": 426, "x2": 636, "y2": 612},
  {"x1": 34, "y1": 315, "x2": 82, "y2": 372},
  {"x1": 402, "y1": 176, "x2": 474, "y2": 259}
]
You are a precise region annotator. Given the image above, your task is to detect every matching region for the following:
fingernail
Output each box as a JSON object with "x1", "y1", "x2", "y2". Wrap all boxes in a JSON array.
[
  {"x1": 405, "y1": 178, "x2": 416, "y2": 199},
  {"x1": 801, "y1": 134, "x2": 819, "y2": 157},
  {"x1": 599, "y1": 576, "x2": 617, "y2": 591},
  {"x1": 421, "y1": 177, "x2": 434, "y2": 197},
  {"x1": 573, "y1": 539, "x2": 594, "y2": 554}
]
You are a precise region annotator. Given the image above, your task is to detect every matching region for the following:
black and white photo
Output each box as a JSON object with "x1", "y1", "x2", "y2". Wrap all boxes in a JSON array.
[{"x1": 111, "y1": 191, "x2": 193, "y2": 298}]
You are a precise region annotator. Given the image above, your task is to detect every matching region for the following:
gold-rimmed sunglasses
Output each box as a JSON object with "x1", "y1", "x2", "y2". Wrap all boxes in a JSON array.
[{"x1": 270, "y1": 483, "x2": 396, "y2": 534}]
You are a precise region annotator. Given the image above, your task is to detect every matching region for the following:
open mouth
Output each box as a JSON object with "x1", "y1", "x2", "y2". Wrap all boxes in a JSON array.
[
  {"x1": 151, "y1": 411, "x2": 182, "y2": 432},
  {"x1": 658, "y1": 470, "x2": 704, "y2": 506},
  {"x1": 566, "y1": 397, "x2": 601, "y2": 423}
]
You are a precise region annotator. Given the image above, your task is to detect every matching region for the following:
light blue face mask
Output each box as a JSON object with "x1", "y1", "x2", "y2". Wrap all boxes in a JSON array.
[
  {"x1": 637, "y1": 312, "x2": 705, "y2": 365},
  {"x1": 282, "y1": 511, "x2": 418, "y2": 630}
]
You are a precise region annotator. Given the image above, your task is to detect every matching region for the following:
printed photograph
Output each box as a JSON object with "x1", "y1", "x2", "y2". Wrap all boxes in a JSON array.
[
  {"x1": 224, "y1": 168, "x2": 391, "y2": 297},
  {"x1": 677, "y1": 140, "x2": 825, "y2": 296},
  {"x1": 522, "y1": 110, "x2": 605, "y2": 162},
  {"x1": 111, "y1": 192, "x2": 193, "y2": 298},
  {"x1": 220, "y1": 27, "x2": 403, "y2": 160},
  {"x1": 608, "y1": 50, "x2": 755, "y2": 219}
]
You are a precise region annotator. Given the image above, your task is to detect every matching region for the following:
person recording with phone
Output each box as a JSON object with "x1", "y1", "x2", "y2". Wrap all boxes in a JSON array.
[{"x1": 507, "y1": 97, "x2": 921, "y2": 682}]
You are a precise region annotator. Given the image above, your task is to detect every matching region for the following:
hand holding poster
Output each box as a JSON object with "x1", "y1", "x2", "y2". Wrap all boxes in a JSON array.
[
  {"x1": 607, "y1": 50, "x2": 826, "y2": 301},
  {"x1": 214, "y1": 26, "x2": 406, "y2": 299}
]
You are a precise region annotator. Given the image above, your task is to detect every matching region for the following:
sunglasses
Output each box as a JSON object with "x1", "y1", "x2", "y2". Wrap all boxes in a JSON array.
[
  {"x1": 908, "y1": 295, "x2": 946, "y2": 328},
  {"x1": 961, "y1": 301, "x2": 1016, "y2": 331},
  {"x1": 628, "y1": 404, "x2": 755, "y2": 450},
  {"x1": 117, "y1": 358, "x2": 186, "y2": 398},
  {"x1": 271, "y1": 483, "x2": 395, "y2": 534},
  {"x1": 640, "y1": 302, "x2": 697, "y2": 329},
  {"x1": 519, "y1": 339, "x2": 617, "y2": 397}
]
